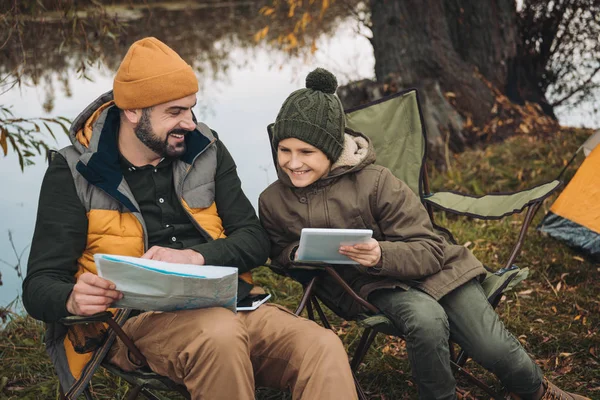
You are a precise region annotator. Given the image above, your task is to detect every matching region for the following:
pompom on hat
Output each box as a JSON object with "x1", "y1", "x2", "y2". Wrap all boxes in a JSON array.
[
  {"x1": 273, "y1": 67, "x2": 345, "y2": 162},
  {"x1": 113, "y1": 37, "x2": 198, "y2": 109}
]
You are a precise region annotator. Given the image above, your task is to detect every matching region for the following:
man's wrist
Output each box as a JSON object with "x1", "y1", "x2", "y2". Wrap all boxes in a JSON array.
[{"x1": 188, "y1": 249, "x2": 205, "y2": 265}]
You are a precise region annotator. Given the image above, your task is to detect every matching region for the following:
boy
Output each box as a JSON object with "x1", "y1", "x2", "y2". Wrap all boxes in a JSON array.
[{"x1": 259, "y1": 67, "x2": 589, "y2": 400}]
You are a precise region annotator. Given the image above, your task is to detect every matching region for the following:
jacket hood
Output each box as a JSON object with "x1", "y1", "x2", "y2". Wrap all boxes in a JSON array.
[
  {"x1": 69, "y1": 91, "x2": 116, "y2": 155},
  {"x1": 275, "y1": 128, "x2": 376, "y2": 189}
]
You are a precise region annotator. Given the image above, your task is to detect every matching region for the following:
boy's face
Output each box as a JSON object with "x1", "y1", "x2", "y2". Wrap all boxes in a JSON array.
[{"x1": 277, "y1": 138, "x2": 331, "y2": 187}]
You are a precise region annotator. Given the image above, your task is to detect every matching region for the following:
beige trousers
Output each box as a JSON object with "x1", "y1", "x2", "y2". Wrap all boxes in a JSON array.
[{"x1": 107, "y1": 303, "x2": 358, "y2": 400}]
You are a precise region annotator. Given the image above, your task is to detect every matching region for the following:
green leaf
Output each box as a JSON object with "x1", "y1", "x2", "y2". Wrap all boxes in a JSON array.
[
  {"x1": 0, "y1": 127, "x2": 8, "y2": 156},
  {"x1": 42, "y1": 121, "x2": 57, "y2": 141},
  {"x1": 55, "y1": 120, "x2": 70, "y2": 136}
]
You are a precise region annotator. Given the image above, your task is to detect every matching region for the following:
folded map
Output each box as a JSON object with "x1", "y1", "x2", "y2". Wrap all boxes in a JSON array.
[{"x1": 94, "y1": 254, "x2": 238, "y2": 312}]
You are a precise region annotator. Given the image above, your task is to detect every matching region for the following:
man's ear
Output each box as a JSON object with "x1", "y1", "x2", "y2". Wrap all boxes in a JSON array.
[{"x1": 123, "y1": 109, "x2": 142, "y2": 124}]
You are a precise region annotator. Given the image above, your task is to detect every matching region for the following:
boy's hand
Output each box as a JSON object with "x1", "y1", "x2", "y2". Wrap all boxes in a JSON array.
[{"x1": 339, "y1": 238, "x2": 381, "y2": 267}]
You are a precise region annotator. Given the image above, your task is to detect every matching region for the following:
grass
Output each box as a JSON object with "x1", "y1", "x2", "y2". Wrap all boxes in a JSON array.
[{"x1": 1, "y1": 127, "x2": 599, "y2": 399}]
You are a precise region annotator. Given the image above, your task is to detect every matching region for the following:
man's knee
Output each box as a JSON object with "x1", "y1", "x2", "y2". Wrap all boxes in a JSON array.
[
  {"x1": 309, "y1": 329, "x2": 347, "y2": 355},
  {"x1": 175, "y1": 308, "x2": 249, "y2": 357}
]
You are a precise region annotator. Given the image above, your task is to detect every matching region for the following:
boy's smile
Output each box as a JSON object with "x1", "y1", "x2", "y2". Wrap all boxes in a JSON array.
[{"x1": 277, "y1": 138, "x2": 332, "y2": 187}]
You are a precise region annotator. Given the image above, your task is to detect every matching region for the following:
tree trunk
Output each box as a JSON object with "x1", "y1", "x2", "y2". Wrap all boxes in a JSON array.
[{"x1": 341, "y1": 0, "x2": 523, "y2": 166}]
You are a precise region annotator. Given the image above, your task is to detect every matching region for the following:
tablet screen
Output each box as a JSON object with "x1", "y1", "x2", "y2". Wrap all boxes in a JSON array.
[{"x1": 296, "y1": 228, "x2": 373, "y2": 265}]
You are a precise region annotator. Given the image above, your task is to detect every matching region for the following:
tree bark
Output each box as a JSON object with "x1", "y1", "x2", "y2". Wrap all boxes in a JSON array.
[{"x1": 339, "y1": 0, "x2": 524, "y2": 166}]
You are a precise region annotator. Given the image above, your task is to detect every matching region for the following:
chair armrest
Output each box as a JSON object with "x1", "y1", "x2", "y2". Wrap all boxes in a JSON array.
[
  {"x1": 424, "y1": 180, "x2": 561, "y2": 219},
  {"x1": 59, "y1": 311, "x2": 113, "y2": 325}
]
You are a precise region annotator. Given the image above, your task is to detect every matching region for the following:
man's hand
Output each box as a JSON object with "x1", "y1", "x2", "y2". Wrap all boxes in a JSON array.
[
  {"x1": 66, "y1": 272, "x2": 123, "y2": 316},
  {"x1": 339, "y1": 238, "x2": 382, "y2": 267},
  {"x1": 141, "y1": 247, "x2": 205, "y2": 265}
]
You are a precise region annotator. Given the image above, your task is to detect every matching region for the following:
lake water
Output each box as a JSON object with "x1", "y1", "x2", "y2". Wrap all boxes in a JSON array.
[
  {"x1": 0, "y1": 16, "x2": 375, "y2": 307},
  {"x1": 0, "y1": 8, "x2": 597, "y2": 308}
]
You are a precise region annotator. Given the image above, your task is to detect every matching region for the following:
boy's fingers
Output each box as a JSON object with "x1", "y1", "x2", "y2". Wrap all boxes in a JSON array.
[{"x1": 352, "y1": 243, "x2": 370, "y2": 250}]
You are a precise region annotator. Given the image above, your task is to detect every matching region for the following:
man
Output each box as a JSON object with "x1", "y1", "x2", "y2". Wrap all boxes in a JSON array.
[{"x1": 23, "y1": 37, "x2": 357, "y2": 400}]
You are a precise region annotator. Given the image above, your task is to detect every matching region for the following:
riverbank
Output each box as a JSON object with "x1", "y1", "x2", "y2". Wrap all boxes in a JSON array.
[{"x1": 1, "y1": 126, "x2": 598, "y2": 399}]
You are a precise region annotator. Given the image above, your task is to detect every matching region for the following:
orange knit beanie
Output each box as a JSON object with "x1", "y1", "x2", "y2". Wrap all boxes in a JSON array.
[{"x1": 113, "y1": 37, "x2": 198, "y2": 109}]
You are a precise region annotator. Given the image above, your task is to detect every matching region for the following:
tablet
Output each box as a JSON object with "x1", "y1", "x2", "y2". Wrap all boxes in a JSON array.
[
  {"x1": 236, "y1": 293, "x2": 272, "y2": 311},
  {"x1": 296, "y1": 228, "x2": 373, "y2": 265}
]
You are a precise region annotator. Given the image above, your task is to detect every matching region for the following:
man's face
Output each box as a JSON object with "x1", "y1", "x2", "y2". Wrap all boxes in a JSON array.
[{"x1": 134, "y1": 94, "x2": 197, "y2": 158}]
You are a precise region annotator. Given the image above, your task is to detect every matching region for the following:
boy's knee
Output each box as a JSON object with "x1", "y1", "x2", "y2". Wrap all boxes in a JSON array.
[{"x1": 402, "y1": 305, "x2": 449, "y2": 342}]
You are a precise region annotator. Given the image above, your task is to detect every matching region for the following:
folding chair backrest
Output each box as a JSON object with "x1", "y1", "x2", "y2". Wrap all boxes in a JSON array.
[
  {"x1": 268, "y1": 89, "x2": 427, "y2": 198},
  {"x1": 345, "y1": 89, "x2": 427, "y2": 198}
]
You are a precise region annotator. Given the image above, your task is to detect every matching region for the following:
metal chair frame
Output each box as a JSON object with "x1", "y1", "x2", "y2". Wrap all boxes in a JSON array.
[{"x1": 58, "y1": 311, "x2": 190, "y2": 400}]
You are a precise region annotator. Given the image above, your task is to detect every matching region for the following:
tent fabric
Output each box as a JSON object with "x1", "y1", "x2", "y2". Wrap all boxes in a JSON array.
[
  {"x1": 582, "y1": 129, "x2": 600, "y2": 157},
  {"x1": 539, "y1": 142, "x2": 600, "y2": 260}
]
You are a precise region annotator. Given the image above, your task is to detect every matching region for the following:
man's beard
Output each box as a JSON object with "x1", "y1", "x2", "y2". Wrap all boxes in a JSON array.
[{"x1": 134, "y1": 108, "x2": 188, "y2": 158}]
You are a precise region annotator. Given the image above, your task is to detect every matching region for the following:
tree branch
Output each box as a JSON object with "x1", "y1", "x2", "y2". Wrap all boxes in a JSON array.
[{"x1": 551, "y1": 64, "x2": 600, "y2": 107}]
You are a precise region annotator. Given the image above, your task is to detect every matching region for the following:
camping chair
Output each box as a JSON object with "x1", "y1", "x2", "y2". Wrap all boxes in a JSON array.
[
  {"x1": 266, "y1": 88, "x2": 562, "y2": 399},
  {"x1": 58, "y1": 311, "x2": 190, "y2": 400},
  {"x1": 44, "y1": 150, "x2": 190, "y2": 400}
]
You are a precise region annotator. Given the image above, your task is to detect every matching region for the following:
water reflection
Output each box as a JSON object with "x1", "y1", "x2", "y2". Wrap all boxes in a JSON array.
[
  {"x1": 1, "y1": 0, "x2": 359, "y2": 113},
  {"x1": 0, "y1": 2, "x2": 373, "y2": 306}
]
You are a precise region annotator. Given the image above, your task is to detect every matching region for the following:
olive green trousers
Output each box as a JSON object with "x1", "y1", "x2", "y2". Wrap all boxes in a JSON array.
[{"x1": 370, "y1": 279, "x2": 543, "y2": 400}]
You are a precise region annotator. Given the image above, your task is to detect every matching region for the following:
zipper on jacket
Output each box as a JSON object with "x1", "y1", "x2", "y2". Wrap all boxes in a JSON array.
[{"x1": 177, "y1": 137, "x2": 217, "y2": 242}]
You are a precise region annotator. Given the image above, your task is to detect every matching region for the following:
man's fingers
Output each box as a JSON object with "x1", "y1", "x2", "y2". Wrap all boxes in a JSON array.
[
  {"x1": 74, "y1": 293, "x2": 116, "y2": 306},
  {"x1": 79, "y1": 272, "x2": 116, "y2": 290},
  {"x1": 75, "y1": 284, "x2": 122, "y2": 299},
  {"x1": 79, "y1": 305, "x2": 111, "y2": 316},
  {"x1": 141, "y1": 246, "x2": 160, "y2": 259}
]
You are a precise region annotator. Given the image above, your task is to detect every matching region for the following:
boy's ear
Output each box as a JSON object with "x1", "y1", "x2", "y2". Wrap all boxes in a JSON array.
[{"x1": 123, "y1": 109, "x2": 142, "y2": 124}]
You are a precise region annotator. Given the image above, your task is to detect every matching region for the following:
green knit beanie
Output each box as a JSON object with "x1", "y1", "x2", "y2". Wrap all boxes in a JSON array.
[{"x1": 273, "y1": 68, "x2": 345, "y2": 162}]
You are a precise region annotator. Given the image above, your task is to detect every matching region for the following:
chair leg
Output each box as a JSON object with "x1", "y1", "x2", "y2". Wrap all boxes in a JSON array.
[
  {"x1": 353, "y1": 371, "x2": 369, "y2": 400},
  {"x1": 450, "y1": 360, "x2": 505, "y2": 400},
  {"x1": 310, "y1": 297, "x2": 332, "y2": 330},
  {"x1": 294, "y1": 277, "x2": 317, "y2": 316},
  {"x1": 126, "y1": 384, "x2": 144, "y2": 400},
  {"x1": 306, "y1": 297, "x2": 315, "y2": 321},
  {"x1": 58, "y1": 384, "x2": 66, "y2": 400},
  {"x1": 350, "y1": 328, "x2": 377, "y2": 372}
]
